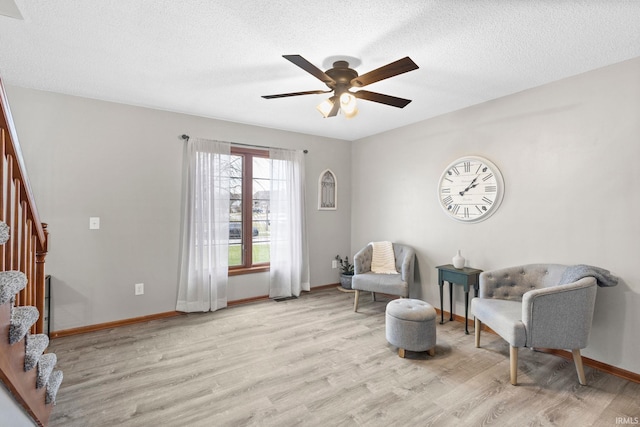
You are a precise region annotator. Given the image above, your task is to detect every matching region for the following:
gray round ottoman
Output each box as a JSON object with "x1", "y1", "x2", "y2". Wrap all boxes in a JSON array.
[{"x1": 385, "y1": 298, "x2": 437, "y2": 358}]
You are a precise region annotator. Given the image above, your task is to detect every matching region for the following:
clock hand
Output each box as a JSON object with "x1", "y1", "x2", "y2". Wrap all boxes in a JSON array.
[{"x1": 459, "y1": 176, "x2": 479, "y2": 196}]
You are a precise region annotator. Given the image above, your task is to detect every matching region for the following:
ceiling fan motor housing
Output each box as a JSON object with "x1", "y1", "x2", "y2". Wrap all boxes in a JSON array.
[{"x1": 326, "y1": 61, "x2": 358, "y2": 95}]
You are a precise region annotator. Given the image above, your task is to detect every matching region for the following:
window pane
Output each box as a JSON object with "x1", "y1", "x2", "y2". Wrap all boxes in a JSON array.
[
  {"x1": 229, "y1": 242, "x2": 242, "y2": 267},
  {"x1": 252, "y1": 157, "x2": 270, "y2": 264},
  {"x1": 229, "y1": 155, "x2": 243, "y2": 178},
  {"x1": 253, "y1": 157, "x2": 271, "y2": 179},
  {"x1": 229, "y1": 155, "x2": 243, "y2": 267}
]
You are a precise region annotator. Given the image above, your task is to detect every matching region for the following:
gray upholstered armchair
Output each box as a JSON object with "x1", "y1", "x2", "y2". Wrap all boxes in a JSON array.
[
  {"x1": 471, "y1": 264, "x2": 597, "y2": 385},
  {"x1": 352, "y1": 243, "x2": 415, "y2": 312}
]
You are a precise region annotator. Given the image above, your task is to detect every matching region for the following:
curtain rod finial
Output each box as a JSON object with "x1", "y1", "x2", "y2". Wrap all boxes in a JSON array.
[{"x1": 303, "y1": 149, "x2": 308, "y2": 154}]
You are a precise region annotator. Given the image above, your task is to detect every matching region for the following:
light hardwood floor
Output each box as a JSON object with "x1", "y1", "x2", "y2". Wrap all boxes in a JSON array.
[{"x1": 48, "y1": 288, "x2": 639, "y2": 426}]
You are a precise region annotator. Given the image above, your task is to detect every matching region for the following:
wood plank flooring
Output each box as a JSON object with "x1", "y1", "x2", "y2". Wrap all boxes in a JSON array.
[{"x1": 47, "y1": 288, "x2": 640, "y2": 426}]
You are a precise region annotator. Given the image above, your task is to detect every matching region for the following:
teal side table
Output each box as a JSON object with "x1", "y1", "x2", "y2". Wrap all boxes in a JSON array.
[{"x1": 436, "y1": 264, "x2": 483, "y2": 334}]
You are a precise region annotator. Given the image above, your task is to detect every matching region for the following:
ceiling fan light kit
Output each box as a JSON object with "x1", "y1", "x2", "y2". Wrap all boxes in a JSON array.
[
  {"x1": 316, "y1": 98, "x2": 335, "y2": 118},
  {"x1": 339, "y1": 93, "x2": 358, "y2": 118},
  {"x1": 263, "y1": 55, "x2": 419, "y2": 118}
]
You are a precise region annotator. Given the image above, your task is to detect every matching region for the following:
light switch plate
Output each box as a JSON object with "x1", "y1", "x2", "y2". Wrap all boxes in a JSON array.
[
  {"x1": 135, "y1": 283, "x2": 144, "y2": 295},
  {"x1": 89, "y1": 217, "x2": 100, "y2": 230}
]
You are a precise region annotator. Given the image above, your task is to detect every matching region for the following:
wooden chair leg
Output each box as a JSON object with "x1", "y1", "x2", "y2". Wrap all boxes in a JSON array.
[
  {"x1": 398, "y1": 348, "x2": 405, "y2": 358},
  {"x1": 428, "y1": 347, "x2": 435, "y2": 357},
  {"x1": 372, "y1": 292, "x2": 376, "y2": 302},
  {"x1": 572, "y1": 349, "x2": 587, "y2": 385},
  {"x1": 510, "y1": 346, "x2": 518, "y2": 385},
  {"x1": 353, "y1": 290, "x2": 360, "y2": 312},
  {"x1": 475, "y1": 318, "x2": 481, "y2": 348}
]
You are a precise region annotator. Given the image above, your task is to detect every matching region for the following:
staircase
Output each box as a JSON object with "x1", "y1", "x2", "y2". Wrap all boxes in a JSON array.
[
  {"x1": 1, "y1": 221, "x2": 62, "y2": 423},
  {"x1": 0, "y1": 76, "x2": 60, "y2": 426}
]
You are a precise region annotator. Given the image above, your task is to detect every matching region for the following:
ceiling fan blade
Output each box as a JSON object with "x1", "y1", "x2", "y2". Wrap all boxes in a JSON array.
[
  {"x1": 262, "y1": 90, "x2": 331, "y2": 99},
  {"x1": 353, "y1": 90, "x2": 412, "y2": 108},
  {"x1": 283, "y1": 55, "x2": 335, "y2": 84},
  {"x1": 327, "y1": 95, "x2": 340, "y2": 117},
  {"x1": 351, "y1": 57, "x2": 419, "y2": 88}
]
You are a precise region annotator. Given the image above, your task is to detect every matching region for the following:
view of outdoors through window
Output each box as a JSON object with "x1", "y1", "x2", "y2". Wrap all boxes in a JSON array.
[
  {"x1": 229, "y1": 154, "x2": 243, "y2": 267},
  {"x1": 228, "y1": 150, "x2": 271, "y2": 268},
  {"x1": 252, "y1": 156, "x2": 271, "y2": 265}
]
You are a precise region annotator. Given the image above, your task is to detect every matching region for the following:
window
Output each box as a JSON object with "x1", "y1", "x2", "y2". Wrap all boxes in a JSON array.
[{"x1": 229, "y1": 147, "x2": 271, "y2": 274}]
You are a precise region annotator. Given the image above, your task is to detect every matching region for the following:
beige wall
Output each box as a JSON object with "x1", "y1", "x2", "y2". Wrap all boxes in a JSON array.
[
  {"x1": 351, "y1": 57, "x2": 640, "y2": 374},
  {"x1": 6, "y1": 87, "x2": 352, "y2": 330}
]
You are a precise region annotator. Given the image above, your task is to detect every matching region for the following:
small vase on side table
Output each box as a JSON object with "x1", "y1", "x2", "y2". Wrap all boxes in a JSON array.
[{"x1": 452, "y1": 250, "x2": 465, "y2": 269}]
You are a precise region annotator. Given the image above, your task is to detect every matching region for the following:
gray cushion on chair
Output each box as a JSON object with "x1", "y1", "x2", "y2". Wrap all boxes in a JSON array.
[
  {"x1": 352, "y1": 272, "x2": 407, "y2": 296},
  {"x1": 470, "y1": 298, "x2": 526, "y2": 347}
]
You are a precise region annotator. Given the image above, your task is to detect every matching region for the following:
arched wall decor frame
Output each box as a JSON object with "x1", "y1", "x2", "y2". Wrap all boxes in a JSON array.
[{"x1": 318, "y1": 169, "x2": 337, "y2": 210}]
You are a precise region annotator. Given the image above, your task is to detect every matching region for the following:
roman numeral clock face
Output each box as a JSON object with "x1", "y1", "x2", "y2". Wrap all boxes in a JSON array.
[{"x1": 438, "y1": 156, "x2": 505, "y2": 223}]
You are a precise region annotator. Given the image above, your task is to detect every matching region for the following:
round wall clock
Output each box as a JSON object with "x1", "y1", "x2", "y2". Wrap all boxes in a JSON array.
[{"x1": 437, "y1": 156, "x2": 505, "y2": 223}]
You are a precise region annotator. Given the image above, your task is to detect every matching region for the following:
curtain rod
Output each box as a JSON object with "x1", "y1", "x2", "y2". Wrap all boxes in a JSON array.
[{"x1": 180, "y1": 134, "x2": 308, "y2": 154}]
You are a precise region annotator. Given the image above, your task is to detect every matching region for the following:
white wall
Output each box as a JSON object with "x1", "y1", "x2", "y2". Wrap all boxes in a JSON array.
[
  {"x1": 0, "y1": 384, "x2": 36, "y2": 427},
  {"x1": 351, "y1": 57, "x2": 640, "y2": 374},
  {"x1": 6, "y1": 87, "x2": 352, "y2": 331}
]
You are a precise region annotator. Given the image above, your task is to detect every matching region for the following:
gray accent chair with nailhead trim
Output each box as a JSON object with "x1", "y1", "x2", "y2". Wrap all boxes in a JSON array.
[{"x1": 471, "y1": 264, "x2": 597, "y2": 386}]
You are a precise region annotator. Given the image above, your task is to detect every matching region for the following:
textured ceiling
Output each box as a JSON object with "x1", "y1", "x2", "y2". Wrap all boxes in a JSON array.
[{"x1": 1, "y1": 1, "x2": 640, "y2": 141}]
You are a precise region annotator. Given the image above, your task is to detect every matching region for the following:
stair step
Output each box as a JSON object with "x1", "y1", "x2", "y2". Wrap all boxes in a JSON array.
[
  {"x1": 0, "y1": 270, "x2": 27, "y2": 306},
  {"x1": 24, "y1": 333, "x2": 50, "y2": 371},
  {"x1": 9, "y1": 306, "x2": 39, "y2": 345},
  {"x1": 36, "y1": 353, "x2": 57, "y2": 389},
  {"x1": 0, "y1": 220, "x2": 9, "y2": 245},
  {"x1": 45, "y1": 370, "x2": 63, "y2": 405}
]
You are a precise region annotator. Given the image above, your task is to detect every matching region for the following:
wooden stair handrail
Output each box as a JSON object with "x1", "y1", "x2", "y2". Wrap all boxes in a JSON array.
[
  {"x1": 0, "y1": 79, "x2": 46, "y2": 247},
  {"x1": 0, "y1": 76, "x2": 51, "y2": 426}
]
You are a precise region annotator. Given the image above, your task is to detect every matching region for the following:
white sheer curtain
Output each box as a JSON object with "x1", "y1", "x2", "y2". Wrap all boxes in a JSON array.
[
  {"x1": 176, "y1": 138, "x2": 231, "y2": 312},
  {"x1": 269, "y1": 148, "x2": 310, "y2": 298}
]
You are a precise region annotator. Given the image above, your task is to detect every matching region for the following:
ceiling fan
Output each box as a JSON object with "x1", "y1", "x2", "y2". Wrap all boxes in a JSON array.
[{"x1": 262, "y1": 55, "x2": 419, "y2": 118}]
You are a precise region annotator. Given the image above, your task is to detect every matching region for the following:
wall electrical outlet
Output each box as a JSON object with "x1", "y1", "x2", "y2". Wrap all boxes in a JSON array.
[
  {"x1": 332, "y1": 259, "x2": 338, "y2": 269},
  {"x1": 135, "y1": 283, "x2": 144, "y2": 296}
]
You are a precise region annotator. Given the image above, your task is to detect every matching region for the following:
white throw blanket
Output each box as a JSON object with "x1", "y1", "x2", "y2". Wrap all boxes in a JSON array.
[{"x1": 370, "y1": 241, "x2": 397, "y2": 274}]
